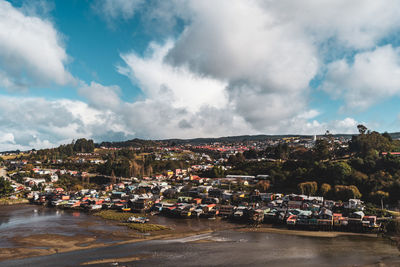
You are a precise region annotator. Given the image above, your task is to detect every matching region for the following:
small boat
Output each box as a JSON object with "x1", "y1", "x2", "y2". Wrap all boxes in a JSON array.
[
  {"x1": 121, "y1": 207, "x2": 131, "y2": 212},
  {"x1": 89, "y1": 204, "x2": 103, "y2": 210},
  {"x1": 127, "y1": 216, "x2": 149, "y2": 224}
]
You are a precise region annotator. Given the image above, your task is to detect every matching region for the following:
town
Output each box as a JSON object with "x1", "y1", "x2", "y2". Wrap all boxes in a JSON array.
[{"x1": 1, "y1": 127, "x2": 399, "y2": 236}]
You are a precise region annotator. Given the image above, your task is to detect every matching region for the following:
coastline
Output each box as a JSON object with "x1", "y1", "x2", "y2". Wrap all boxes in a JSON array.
[
  {"x1": 0, "y1": 198, "x2": 29, "y2": 206},
  {"x1": 236, "y1": 226, "x2": 379, "y2": 238},
  {"x1": 0, "y1": 204, "x2": 396, "y2": 263},
  {"x1": 0, "y1": 228, "x2": 217, "y2": 262}
]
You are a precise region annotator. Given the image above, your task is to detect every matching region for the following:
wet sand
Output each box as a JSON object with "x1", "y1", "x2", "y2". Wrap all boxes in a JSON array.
[
  {"x1": 0, "y1": 228, "x2": 221, "y2": 262},
  {"x1": 238, "y1": 226, "x2": 379, "y2": 238},
  {"x1": 2, "y1": 227, "x2": 399, "y2": 267},
  {"x1": 0, "y1": 205, "x2": 235, "y2": 262},
  {"x1": 80, "y1": 255, "x2": 149, "y2": 265},
  {"x1": 1, "y1": 234, "x2": 106, "y2": 262},
  {"x1": 1, "y1": 205, "x2": 398, "y2": 266}
]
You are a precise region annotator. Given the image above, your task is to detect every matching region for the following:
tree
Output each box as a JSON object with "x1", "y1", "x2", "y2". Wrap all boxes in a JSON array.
[
  {"x1": 212, "y1": 166, "x2": 225, "y2": 178},
  {"x1": 382, "y1": 132, "x2": 393, "y2": 142},
  {"x1": 227, "y1": 154, "x2": 236, "y2": 165},
  {"x1": 0, "y1": 178, "x2": 13, "y2": 197},
  {"x1": 256, "y1": 180, "x2": 270, "y2": 192},
  {"x1": 236, "y1": 153, "x2": 246, "y2": 163},
  {"x1": 298, "y1": 181, "x2": 318, "y2": 196},
  {"x1": 275, "y1": 143, "x2": 289, "y2": 160},
  {"x1": 369, "y1": 190, "x2": 389, "y2": 206},
  {"x1": 350, "y1": 128, "x2": 392, "y2": 158},
  {"x1": 320, "y1": 183, "x2": 331, "y2": 197},
  {"x1": 73, "y1": 138, "x2": 95, "y2": 153},
  {"x1": 329, "y1": 161, "x2": 352, "y2": 185},
  {"x1": 334, "y1": 185, "x2": 362, "y2": 200},
  {"x1": 357, "y1": 124, "x2": 368, "y2": 135},
  {"x1": 313, "y1": 139, "x2": 330, "y2": 161},
  {"x1": 244, "y1": 149, "x2": 258, "y2": 159},
  {"x1": 22, "y1": 164, "x2": 34, "y2": 172}
]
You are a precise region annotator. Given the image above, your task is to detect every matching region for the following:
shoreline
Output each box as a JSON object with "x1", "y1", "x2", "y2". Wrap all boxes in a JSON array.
[
  {"x1": 0, "y1": 198, "x2": 29, "y2": 206},
  {"x1": 0, "y1": 204, "x2": 395, "y2": 263},
  {"x1": 237, "y1": 226, "x2": 379, "y2": 238},
  {"x1": 0, "y1": 228, "x2": 217, "y2": 262}
]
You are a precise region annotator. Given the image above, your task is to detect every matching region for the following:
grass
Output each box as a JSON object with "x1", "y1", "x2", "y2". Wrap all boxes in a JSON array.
[
  {"x1": 387, "y1": 210, "x2": 400, "y2": 217},
  {"x1": 94, "y1": 210, "x2": 169, "y2": 233},
  {"x1": 0, "y1": 198, "x2": 29, "y2": 205},
  {"x1": 93, "y1": 210, "x2": 144, "y2": 222},
  {"x1": 364, "y1": 204, "x2": 398, "y2": 218},
  {"x1": 120, "y1": 223, "x2": 169, "y2": 233},
  {"x1": 0, "y1": 153, "x2": 29, "y2": 160}
]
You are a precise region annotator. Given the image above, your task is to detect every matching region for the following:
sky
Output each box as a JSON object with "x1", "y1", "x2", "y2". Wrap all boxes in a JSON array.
[{"x1": 1, "y1": 0, "x2": 400, "y2": 151}]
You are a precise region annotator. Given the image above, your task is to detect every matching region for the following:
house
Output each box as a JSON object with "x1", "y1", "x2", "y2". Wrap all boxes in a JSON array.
[
  {"x1": 192, "y1": 198, "x2": 202, "y2": 204},
  {"x1": 111, "y1": 191, "x2": 127, "y2": 199},
  {"x1": 24, "y1": 177, "x2": 46, "y2": 186},
  {"x1": 50, "y1": 174, "x2": 59, "y2": 182},
  {"x1": 222, "y1": 192, "x2": 233, "y2": 201},
  {"x1": 286, "y1": 214, "x2": 297, "y2": 226},
  {"x1": 208, "y1": 188, "x2": 223, "y2": 198},
  {"x1": 178, "y1": 196, "x2": 193, "y2": 203},
  {"x1": 317, "y1": 208, "x2": 333, "y2": 227},
  {"x1": 345, "y1": 199, "x2": 364, "y2": 210},
  {"x1": 288, "y1": 200, "x2": 302, "y2": 209},
  {"x1": 218, "y1": 204, "x2": 234, "y2": 216}
]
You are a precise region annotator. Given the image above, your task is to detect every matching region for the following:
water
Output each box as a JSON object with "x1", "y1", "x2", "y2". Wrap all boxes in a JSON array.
[
  {"x1": 1, "y1": 205, "x2": 399, "y2": 267},
  {"x1": 0, "y1": 205, "x2": 133, "y2": 248}
]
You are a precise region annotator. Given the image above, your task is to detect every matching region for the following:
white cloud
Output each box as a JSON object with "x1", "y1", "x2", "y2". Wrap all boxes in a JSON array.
[
  {"x1": 93, "y1": 0, "x2": 144, "y2": 22},
  {"x1": 167, "y1": 1, "x2": 318, "y2": 91},
  {"x1": 116, "y1": 41, "x2": 361, "y2": 139},
  {"x1": 119, "y1": 41, "x2": 228, "y2": 113},
  {"x1": 160, "y1": 1, "x2": 319, "y2": 131},
  {"x1": 0, "y1": 95, "x2": 134, "y2": 151},
  {"x1": 263, "y1": 0, "x2": 400, "y2": 50},
  {"x1": 4, "y1": 0, "x2": 400, "y2": 150},
  {"x1": 78, "y1": 81, "x2": 121, "y2": 110},
  {"x1": 0, "y1": 0, "x2": 73, "y2": 90},
  {"x1": 322, "y1": 45, "x2": 400, "y2": 110},
  {"x1": 0, "y1": 132, "x2": 15, "y2": 144},
  {"x1": 112, "y1": 0, "x2": 400, "y2": 139}
]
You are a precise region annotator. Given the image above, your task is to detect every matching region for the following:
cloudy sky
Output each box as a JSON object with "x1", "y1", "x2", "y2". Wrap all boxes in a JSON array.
[{"x1": 1, "y1": 0, "x2": 400, "y2": 151}]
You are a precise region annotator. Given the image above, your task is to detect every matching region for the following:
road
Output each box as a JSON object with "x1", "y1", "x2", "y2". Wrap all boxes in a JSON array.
[
  {"x1": 0, "y1": 167, "x2": 8, "y2": 179},
  {"x1": 0, "y1": 167, "x2": 24, "y2": 188}
]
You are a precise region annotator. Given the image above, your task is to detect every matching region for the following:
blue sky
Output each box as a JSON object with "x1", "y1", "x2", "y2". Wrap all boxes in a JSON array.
[{"x1": 1, "y1": 0, "x2": 400, "y2": 150}]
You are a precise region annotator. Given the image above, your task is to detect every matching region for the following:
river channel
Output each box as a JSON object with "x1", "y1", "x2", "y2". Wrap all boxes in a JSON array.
[{"x1": 0, "y1": 205, "x2": 399, "y2": 266}]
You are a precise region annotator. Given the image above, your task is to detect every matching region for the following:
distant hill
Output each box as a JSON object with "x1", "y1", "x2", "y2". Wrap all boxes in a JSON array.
[
  {"x1": 97, "y1": 133, "x2": 363, "y2": 148},
  {"x1": 98, "y1": 138, "x2": 160, "y2": 148},
  {"x1": 389, "y1": 132, "x2": 400, "y2": 139},
  {"x1": 5, "y1": 132, "x2": 400, "y2": 152},
  {"x1": 162, "y1": 134, "x2": 310, "y2": 144}
]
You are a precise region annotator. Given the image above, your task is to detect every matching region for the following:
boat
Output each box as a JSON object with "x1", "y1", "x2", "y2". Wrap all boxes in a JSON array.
[
  {"x1": 127, "y1": 216, "x2": 149, "y2": 224},
  {"x1": 89, "y1": 204, "x2": 102, "y2": 210}
]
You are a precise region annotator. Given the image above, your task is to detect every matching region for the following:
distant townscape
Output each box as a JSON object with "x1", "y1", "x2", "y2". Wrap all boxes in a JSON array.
[{"x1": 1, "y1": 125, "x2": 400, "y2": 235}]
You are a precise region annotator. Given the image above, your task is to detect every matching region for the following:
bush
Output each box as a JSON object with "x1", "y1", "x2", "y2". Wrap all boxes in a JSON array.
[
  {"x1": 94, "y1": 210, "x2": 144, "y2": 222},
  {"x1": 120, "y1": 223, "x2": 169, "y2": 233}
]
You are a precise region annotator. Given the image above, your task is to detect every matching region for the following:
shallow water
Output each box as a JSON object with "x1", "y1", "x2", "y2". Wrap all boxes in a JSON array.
[
  {"x1": 0, "y1": 205, "x2": 127, "y2": 247},
  {"x1": 1, "y1": 205, "x2": 399, "y2": 267}
]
